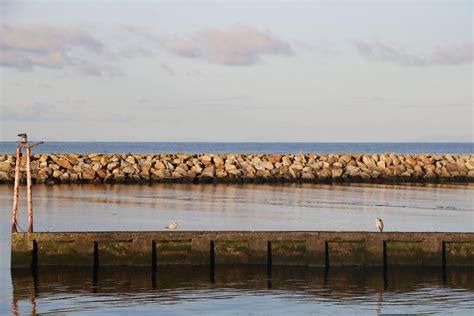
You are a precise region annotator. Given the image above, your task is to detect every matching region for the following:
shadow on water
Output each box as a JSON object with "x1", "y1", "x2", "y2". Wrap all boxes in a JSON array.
[{"x1": 10, "y1": 265, "x2": 474, "y2": 314}]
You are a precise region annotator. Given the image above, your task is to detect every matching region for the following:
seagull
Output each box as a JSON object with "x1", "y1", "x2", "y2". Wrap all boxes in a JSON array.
[
  {"x1": 166, "y1": 222, "x2": 178, "y2": 229},
  {"x1": 375, "y1": 218, "x2": 384, "y2": 232}
]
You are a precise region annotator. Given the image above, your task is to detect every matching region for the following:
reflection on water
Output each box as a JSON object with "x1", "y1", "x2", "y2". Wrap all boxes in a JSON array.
[
  {"x1": 11, "y1": 266, "x2": 474, "y2": 315},
  {"x1": 0, "y1": 183, "x2": 472, "y2": 233}
]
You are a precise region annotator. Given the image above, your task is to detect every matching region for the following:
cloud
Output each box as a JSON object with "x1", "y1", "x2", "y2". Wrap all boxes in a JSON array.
[
  {"x1": 186, "y1": 69, "x2": 202, "y2": 77},
  {"x1": 354, "y1": 39, "x2": 473, "y2": 66},
  {"x1": 160, "y1": 63, "x2": 175, "y2": 76},
  {"x1": 2, "y1": 102, "x2": 61, "y2": 122},
  {"x1": 292, "y1": 39, "x2": 339, "y2": 57},
  {"x1": 164, "y1": 25, "x2": 293, "y2": 65},
  {"x1": 0, "y1": 22, "x2": 121, "y2": 76}
]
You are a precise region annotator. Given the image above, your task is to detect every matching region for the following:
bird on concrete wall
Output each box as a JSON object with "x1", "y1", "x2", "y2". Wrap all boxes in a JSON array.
[
  {"x1": 166, "y1": 222, "x2": 178, "y2": 229},
  {"x1": 375, "y1": 218, "x2": 384, "y2": 232}
]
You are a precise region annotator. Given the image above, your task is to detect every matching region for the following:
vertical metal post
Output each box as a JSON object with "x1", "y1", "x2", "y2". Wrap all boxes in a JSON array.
[
  {"x1": 26, "y1": 146, "x2": 33, "y2": 233},
  {"x1": 11, "y1": 298, "x2": 19, "y2": 316},
  {"x1": 11, "y1": 146, "x2": 21, "y2": 233}
]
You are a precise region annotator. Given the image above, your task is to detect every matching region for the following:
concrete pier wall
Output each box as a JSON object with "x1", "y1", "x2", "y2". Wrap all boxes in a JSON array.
[
  {"x1": 1, "y1": 153, "x2": 473, "y2": 184},
  {"x1": 11, "y1": 231, "x2": 474, "y2": 268}
]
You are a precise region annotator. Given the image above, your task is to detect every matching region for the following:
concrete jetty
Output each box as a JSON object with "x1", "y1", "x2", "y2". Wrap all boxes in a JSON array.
[{"x1": 11, "y1": 231, "x2": 474, "y2": 268}]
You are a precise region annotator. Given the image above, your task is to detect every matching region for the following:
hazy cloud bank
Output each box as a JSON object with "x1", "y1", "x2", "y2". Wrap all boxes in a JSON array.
[
  {"x1": 355, "y1": 40, "x2": 473, "y2": 66},
  {"x1": 0, "y1": 23, "x2": 121, "y2": 76},
  {"x1": 164, "y1": 25, "x2": 293, "y2": 66},
  {"x1": 1, "y1": 102, "x2": 59, "y2": 122}
]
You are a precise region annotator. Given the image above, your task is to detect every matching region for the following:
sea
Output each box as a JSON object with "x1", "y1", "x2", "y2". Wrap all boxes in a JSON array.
[{"x1": 0, "y1": 142, "x2": 472, "y2": 154}]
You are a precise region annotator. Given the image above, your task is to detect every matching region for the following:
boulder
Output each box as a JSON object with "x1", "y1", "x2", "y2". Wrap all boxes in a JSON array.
[
  {"x1": 201, "y1": 166, "x2": 215, "y2": 177},
  {"x1": 261, "y1": 161, "x2": 274, "y2": 170},
  {"x1": 125, "y1": 156, "x2": 136, "y2": 164},
  {"x1": 446, "y1": 163, "x2": 458, "y2": 172},
  {"x1": 346, "y1": 165, "x2": 361, "y2": 176},
  {"x1": 37, "y1": 168, "x2": 50, "y2": 180},
  {"x1": 332, "y1": 169, "x2": 343, "y2": 178},
  {"x1": 0, "y1": 171, "x2": 9, "y2": 181},
  {"x1": 154, "y1": 161, "x2": 166, "y2": 170},
  {"x1": 225, "y1": 164, "x2": 237, "y2": 171},
  {"x1": 97, "y1": 169, "x2": 107, "y2": 179},
  {"x1": 107, "y1": 162, "x2": 119, "y2": 171},
  {"x1": 52, "y1": 170, "x2": 63, "y2": 178},
  {"x1": 122, "y1": 166, "x2": 135, "y2": 174},
  {"x1": 200, "y1": 155, "x2": 213, "y2": 166},
  {"x1": 82, "y1": 168, "x2": 96, "y2": 180},
  {"x1": 376, "y1": 161, "x2": 386, "y2": 169},
  {"x1": 282, "y1": 156, "x2": 292, "y2": 166},
  {"x1": 216, "y1": 169, "x2": 228, "y2": 178},
  {"x1": 340, "y1": 154, "x2": 352, "y2": 163},
  {"x1": 0, "y1": 161, "x2": 11, "y2": 172},
  {"x1": 228, "y1": 169, "x2": 242, "y2": 176}
]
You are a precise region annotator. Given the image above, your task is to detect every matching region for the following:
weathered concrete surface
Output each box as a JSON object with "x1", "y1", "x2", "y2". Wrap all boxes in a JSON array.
[
  {"x1": 1, "y1": 153, "x2": 473, "y2": 184},
  {"x1": 11, "y1": 231, "x2": 474, "y2": 268}
]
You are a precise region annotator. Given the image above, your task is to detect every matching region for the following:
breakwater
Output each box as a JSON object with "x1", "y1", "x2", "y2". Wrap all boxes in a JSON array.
[{"x1": 0, "y1": 153, "x2": 473, "y2": 184}]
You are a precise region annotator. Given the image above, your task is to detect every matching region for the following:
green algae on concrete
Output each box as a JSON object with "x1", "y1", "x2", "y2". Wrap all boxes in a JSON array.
[
  {"x1": 191, "y1": 236, "x2": 212, "y2": 265},
  {"x1": 215, "y1": 240, "x2": 251, "y2": 264},
  {"x1": 272, "y1": 240, "x2": 307, "y2": 265},
  {"x1": 11, "y1": 233, "x2": 33, "y2": 268},
  {"x1": 38, "y1": 240, "x2": 93, "y2": 266},
  {"x1": 98, "y1": 239, "x2": 151, "y2": 266},
  {"x1": 156, "y1": 240, "x2": 192, "y2": 265},
  {"x1": 328, "y1": 241, "x2": 380, "y2": 266},
  {"x1": 386, "y1": 242, "x2": 423, "y2": 265},
  {"x1": 385, "y1": 241, "x2": 441, "y2": 266},
  {"x1": 446, "y1": 242, "x2": 474, "y2": 266}
]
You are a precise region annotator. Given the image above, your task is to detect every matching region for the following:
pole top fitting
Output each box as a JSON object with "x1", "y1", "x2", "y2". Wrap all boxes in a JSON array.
[{"x1": 17, "y1": 133, "x2": 27, "y2": 145}]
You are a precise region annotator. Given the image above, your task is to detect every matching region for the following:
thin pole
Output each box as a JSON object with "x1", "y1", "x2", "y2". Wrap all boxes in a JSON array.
[
  {"x1": 11, "y1": 146, "x2": 21, "y2": 233},
  {"x1": 26, "y1": 146, "x2": 33, "y2": 233},
  {"x1": 11, "y1": 298, "x2": 19, "y2": 316}
]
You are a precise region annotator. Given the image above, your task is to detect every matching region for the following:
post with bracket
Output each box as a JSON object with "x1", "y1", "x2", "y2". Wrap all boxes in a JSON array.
[{"x1": 10, "y1": 133, "x2": 43, "y2": 233}]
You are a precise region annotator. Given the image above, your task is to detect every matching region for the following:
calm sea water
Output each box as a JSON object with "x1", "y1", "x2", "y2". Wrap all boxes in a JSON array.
[
  {"x1": 0, "y1": 142, "x2": 472, "y2": 154},
  {"x1": 0, "y1": 183, "x2": 473, "y2": 314}
]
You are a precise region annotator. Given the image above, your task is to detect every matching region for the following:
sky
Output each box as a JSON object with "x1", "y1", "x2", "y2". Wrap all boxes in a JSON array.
[{"x1": 0, "y1": 0, "x2": 472, "y2": 142}]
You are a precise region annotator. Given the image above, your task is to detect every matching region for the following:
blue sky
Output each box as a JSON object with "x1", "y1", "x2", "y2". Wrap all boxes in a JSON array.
[{"x1": 0, "y1": 0, "x2": 472, "y2": 141}]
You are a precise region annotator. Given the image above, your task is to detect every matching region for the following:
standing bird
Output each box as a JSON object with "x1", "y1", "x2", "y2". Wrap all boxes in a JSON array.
[
  {"x1": 375, "y1": 218, "x2": 384, "y2": 232},
  {"x1": 166, "y1": 222, "x2": 178, "y2": 229}
]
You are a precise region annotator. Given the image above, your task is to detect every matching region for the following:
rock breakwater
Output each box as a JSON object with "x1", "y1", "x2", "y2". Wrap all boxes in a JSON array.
[{"x1": 0, "y1": 153, "x2": 472, "y2": 184}]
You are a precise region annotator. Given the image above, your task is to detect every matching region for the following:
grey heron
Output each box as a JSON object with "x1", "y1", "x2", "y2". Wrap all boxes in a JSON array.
[{"x1": 375, "y1": 218, "x2": 384, "y2": 232}]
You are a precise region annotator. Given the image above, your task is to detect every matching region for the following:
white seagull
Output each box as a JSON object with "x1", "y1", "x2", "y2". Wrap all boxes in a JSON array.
[
  {"x1": 166, "y1": 222, "x2": 178, "y2": 229},
  {"x1": 375, "y1": 218, "x2": 384, "y2": 232}
]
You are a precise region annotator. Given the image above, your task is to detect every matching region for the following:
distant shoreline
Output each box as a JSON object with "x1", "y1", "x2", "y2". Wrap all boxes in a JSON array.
[{"x1": 0, "y1": 153, "x2": 472, "y2": 184}]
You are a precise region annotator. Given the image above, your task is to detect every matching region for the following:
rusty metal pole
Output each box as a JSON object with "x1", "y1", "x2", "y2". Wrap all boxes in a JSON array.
[
  {"x1": 30, "y1": 295, "x2": 37, "y2": 315},
  {"x1": 11, "y1": 145, "x2": 21, "y2": 233},
  {"x1": 26, "y1": 145, "x2": 33, "y2": 233},
  {"x1": 11, "y1": 298, "x2": 19, "y2": 316}
]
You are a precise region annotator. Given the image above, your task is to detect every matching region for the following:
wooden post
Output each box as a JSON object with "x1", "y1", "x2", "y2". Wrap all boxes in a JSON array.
[
  {"x1": 11, "y1": 146, "x2": 21, "y2": 233},
  {"x1": 26, "y1": 146, "x2": 33, "y2": 233}
]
